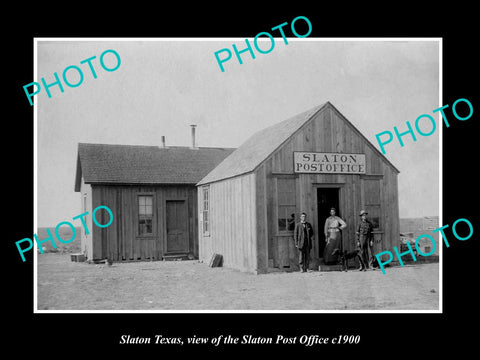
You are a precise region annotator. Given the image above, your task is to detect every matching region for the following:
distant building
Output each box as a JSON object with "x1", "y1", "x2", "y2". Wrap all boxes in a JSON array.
[{"x1": 400, "y1": 216, "x2": 440, "y2": 257}]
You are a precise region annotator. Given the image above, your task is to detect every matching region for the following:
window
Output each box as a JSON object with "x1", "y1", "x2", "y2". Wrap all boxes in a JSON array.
[
  {"x1": 138, "y1": 195, "x2": 153, "y2": 235},
  {"x1": 202, "y1": 186, "x2": 210, "y2": 236},
  {"x1": 365, "y1": 205, "x2": 380, "y2": 229},
  {"x1": 277, "y1": 178, "x2": 296, "y2": 232},
  {"x1": 364, "y1": 179, "x2": 381, "y2": 229}
]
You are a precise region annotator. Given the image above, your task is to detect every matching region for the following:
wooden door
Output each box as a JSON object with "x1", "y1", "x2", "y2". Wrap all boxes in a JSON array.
[{"x1": 165, "y1": 200, "x2": 189, "y2": 254}]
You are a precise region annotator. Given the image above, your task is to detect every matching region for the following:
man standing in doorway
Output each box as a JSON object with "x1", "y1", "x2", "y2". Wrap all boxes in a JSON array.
[
  {"x1": 356, "y1": 210, "x2": 374, "y2": 270},
  {"x1": 294, "y1": 212, "x2": 314, "y2": 273}
]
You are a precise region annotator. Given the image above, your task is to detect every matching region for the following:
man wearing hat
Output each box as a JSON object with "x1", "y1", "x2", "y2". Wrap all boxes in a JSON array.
[{"x1": 356, "y1": 210, "x2": 374, "y2": 270}]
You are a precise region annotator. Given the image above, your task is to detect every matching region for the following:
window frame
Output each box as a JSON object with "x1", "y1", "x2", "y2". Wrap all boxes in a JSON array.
[
  {"x1": 361, "y1": 175, "x2": 383, "y2": 231},
  {"x1": 137, "y1": 193, "x2": 156, "y2": 238},
  {"x1": 202, "y1": 186, "x2": 210, "y2": 237},
  {"x1": 275, "y1": 176, "x2": 297, "y2": 235}
]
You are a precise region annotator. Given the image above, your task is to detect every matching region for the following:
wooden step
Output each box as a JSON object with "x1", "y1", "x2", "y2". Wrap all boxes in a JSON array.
[{"x1": 162, "y1": 254, "x2": 189, "y2": 261}]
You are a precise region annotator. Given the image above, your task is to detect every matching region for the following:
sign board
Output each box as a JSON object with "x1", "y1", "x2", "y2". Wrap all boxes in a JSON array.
[{"x1": 294, "y1": 152, "x2": 366, "y2": 174}]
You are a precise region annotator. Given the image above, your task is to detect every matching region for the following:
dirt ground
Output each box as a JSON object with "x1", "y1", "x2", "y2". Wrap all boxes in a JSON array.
[{"x1": 36, "y1": 253, "x2": 439, "y2": 311}]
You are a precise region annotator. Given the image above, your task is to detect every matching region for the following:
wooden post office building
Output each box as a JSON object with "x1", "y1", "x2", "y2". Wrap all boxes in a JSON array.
[
  {"x1": 197, "y1": 102, "x2": 400, "y2": 274},
  {"x1": 74, "y1": 132, "x2": 234, "y2": 262}
]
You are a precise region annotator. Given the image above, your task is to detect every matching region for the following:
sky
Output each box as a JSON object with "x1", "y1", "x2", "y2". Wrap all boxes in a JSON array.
[{"x1": 36, "y1": 39, "x2": 440, "y2": 227}]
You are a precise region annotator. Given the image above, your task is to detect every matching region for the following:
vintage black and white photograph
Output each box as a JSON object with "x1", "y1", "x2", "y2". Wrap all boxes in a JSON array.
[{"x1": 34, "y1": 38, "x2": 441, "y2": 312}]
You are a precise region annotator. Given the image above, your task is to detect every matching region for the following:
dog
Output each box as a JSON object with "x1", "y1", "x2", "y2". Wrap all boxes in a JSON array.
[{"x1": 331, "y1": 248, "x2": 366, "y2": 272}]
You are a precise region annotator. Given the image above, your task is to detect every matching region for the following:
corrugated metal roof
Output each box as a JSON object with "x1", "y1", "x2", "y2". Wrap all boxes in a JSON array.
[
  {"x1": 74, "y1": 143, "x2": 235, "y2": 191},
  {"x1": 197, "y1": 103, "x2": 327, "y2": 185}
]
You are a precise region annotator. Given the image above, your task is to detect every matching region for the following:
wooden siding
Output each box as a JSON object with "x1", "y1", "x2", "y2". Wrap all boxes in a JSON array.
[
  {"x1": 255, "y1": 165, "x2": 268, "y2": 273},
  {"x1": 258, "y1": 104, "x2": 399, "y2": 270},
  {"x1": 90, "y1": 184, "x2": 198, "y2": 261},
  {"x1": 198, "y1": 173, "x2": 257, "y2": 273},
  {"x1": 79, "y1": 177, "x2": 93, "y2": 260},
  {"x1": 198, "y1": 103, "x2": 399, "y2": 273}
]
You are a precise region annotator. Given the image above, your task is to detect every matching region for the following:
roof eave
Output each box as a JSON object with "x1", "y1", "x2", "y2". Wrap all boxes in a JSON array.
[
  {"x1": 74, "y1": 153, "x2": 82, "y2": 192},
  {"x1": 196, "y1": 170, "x2": 255, "y2": 186},
  {"x1": 84, "y1": 181, "x2": 200, "y2": 187}
]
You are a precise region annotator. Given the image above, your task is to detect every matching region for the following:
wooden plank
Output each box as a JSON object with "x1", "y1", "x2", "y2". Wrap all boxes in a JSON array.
[
  {"x1": 209, "y1": 253, "x2": 223, "y2": 267},
  {"x1": 227, "y1": 180, "x2": 234, "y2": 269},
  {"x1": 197, "y1": 188, "x2": 203, "y2": 261},
  {"x1": 278, "y1": 236, "x2": 289, "y2": 268},
  {"x1": 201, "y1": 184, "x2": 208, "y2": 262},
  {"x1": 250, "y1": 174, "x2": 257, "y2": 271},
  {"x1": 304, "y1": 121, "x2": 313, "y2": 151},
  {"x1": 342, "y1": 180, "x2": 350, "y2": 251},
  {"x1": 284, "y1": 141, "x2": 294, "y2": 172},
  {"x1": 191, "y1": 187, "x2": 198, "y2": 259},
  {"x1": 226, "y1": 180, "x2": 231, "y2": 264},
  {"x1": 242, "y1": 176, "x2": 249, "y2": 271},
  {"x1": 223, "y1": 180, "x2": 228, "y2": 263},
  {"x1": 213, "y1": 182, "x2": 219, "y2": 261},
  {"x1": 392, "y1": 171, "x2": 400, "y2": 251},
  {"x1": 215, "y1": 182, "x2": 223, "y2": 262},
  {"x1": 235, "y1": 177, "x2": 241, "y2": 270},
  {"x1": 110, "y1": 187, "x2": 117, "y2": 260},
  {"x1": 116, "y1": 188, "x2": 122, "y2": 261},
  {"x1": 243, "y1": 176, "x2": 251, "y2": 271},
  {"x1": 157, "y1": 187, "x2": 164, "y2": 259},
  {"x1": 234, "y1": 180, "x2": 239, "y2": 269},
  {"x1": 255, "y1": 165, "x2": 268, "y2": 273},
  {"x1": 129, "y1": 187, "x2": 135, "y2": 260},
  {"x1": 120, "y1": 187, "x2": 126, "y2": 260},
  {"x1": 133, "y1": 188, "x2": 140, "y2": 260},
  {"x1": 347, "y1": 176, "x2": 356, "y2": 251},
  {"x1": 265, "y1": 160, "x2": 274, "y2": 267},
  {"x1": 239, "y1": 176, "x2": 245, "y2": 269},
  {"x1": 341, "y1": 116, "x2": 348, "y2": 152},
  {"x1": 226, "y1": 181, "x2": 231, "y2": 265},
  {"x1": 91, "y1": 186, "x2": 103, "y2": 260},
  {"x1": 331, "y1": 110, "x2": 339, "y2": 152},
  {"x1": 323, "y1": 107, "x2": 332, "y2": 152},
  {"x1": 380, "y1": 167, "x2": 388, "y2": 253},
  {"x1": 288, "y1": 234, "x2": 298, "y2": 270},
  {"x1": 310, "y1": 112, "x2": 318, "y2": 150},
  {"x1": 126, "y1": 188, "x2": 133, "y2": 260}
]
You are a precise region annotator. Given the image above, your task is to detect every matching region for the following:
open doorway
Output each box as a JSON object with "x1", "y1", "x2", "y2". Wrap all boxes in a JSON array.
[{"x1": 317, "y1": 187, "x2": 340, "y2": 259}]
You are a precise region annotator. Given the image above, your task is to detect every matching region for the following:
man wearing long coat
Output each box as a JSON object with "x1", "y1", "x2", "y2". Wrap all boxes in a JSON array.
[{"x1": 294, "y1": 212, "x2": 314, "y2": 273}]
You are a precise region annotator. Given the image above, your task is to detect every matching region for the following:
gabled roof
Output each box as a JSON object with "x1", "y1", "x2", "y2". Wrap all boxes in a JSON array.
[
  {"x1": 197, "y1": 103, "x2": 328, "y2": 186},
  {"x1": 74, "y1": 143, "x2": 235, "y2": 191},
  {"x1": 197, "y1": 101, "x2": 399, "y2": 186},
  {"x1": 197, "y1": 104, "x2": 326, "y2": 185}
]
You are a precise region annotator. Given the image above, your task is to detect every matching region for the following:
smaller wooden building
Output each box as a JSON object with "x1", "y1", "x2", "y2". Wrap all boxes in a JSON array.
[
  {"x1": 74, "y1": 139, "x2": 234, "y2": 262},
  {"x1": 197, "y1": 102, "x2": 400, "y2": 273}
]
